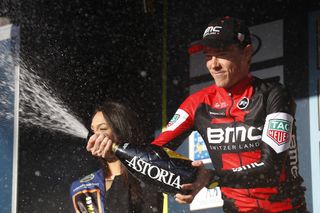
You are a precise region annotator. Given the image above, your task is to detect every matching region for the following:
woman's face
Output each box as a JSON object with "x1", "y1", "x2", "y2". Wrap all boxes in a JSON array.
[
  {"x1": 91, "y1": 111, "x2": 114, "y2": 140},
  {"x1": 91, "y1": 111, "x2": 119, "y2": 163}
]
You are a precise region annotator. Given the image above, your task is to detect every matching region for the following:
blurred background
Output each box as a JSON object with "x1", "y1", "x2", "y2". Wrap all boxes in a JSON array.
[{"x1": 1, "y1": 0, "x2": 320, "y2": 212}]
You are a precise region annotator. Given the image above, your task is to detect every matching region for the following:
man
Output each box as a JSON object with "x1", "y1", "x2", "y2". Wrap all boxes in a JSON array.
[{"x1": 151, "y1": 16, "x2": 307, "y2": 212}]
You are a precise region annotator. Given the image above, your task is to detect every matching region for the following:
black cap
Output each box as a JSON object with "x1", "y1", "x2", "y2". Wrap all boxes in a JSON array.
[{"x1": 202, "y1": 16, "x2": 251, "y2": 48}]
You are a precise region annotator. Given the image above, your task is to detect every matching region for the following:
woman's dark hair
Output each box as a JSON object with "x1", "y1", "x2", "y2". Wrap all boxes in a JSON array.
[
  {"x1": 94, "y1": 101, "x2": 144, "y2": 206},
  {"x1": 95, "y1": 101, "x2": 145, "y2": 146}
]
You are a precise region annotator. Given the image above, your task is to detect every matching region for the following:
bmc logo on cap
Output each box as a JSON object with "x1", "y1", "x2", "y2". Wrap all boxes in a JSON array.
[{"x1": 203, "y1": 26, "x2": 222, "y2": 37}]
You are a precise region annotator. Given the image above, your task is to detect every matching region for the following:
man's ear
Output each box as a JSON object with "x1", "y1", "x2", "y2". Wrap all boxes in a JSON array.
[{"x1": 243, "y1": 44, "x2": 253, "y2": 64}]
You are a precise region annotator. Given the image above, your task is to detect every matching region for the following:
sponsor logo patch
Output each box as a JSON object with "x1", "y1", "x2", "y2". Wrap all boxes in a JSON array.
[
  {"x1": 80, "y1": 173, "x2": 95, "y2": 183},
  {"x1": 203, "y1": 26, "x2": 222, "y2": 37},
  {"x1": 165, "y1": 109, "x2": 189, "y2": 131},
  {"x1": 73, "y1": 189, "x2": 101, "y2": 213},
  {"x1": 125, "y1": 156, "x2": 181, "y2": 189},
  {"x1": 209, "y1": 111, "x2": 225, "y2": 116},
  {"x1": 167, "y1": 114, "x2": 180, "y2": 127},
  {"x1": 214, "y1": 102, "x2": 227, "y2": 109},
  {"x1": 262, "y1": 112, "x2": 293, "y2": 153},
  {"x1": 237, "y1": 97, "x2": 249, "y2": 110},
  {"x1": 267, "y1": 119, "x2": 290, "y2": 145}
]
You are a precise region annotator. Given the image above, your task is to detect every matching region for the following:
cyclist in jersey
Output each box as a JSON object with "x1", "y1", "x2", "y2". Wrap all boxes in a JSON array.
[{"x1": 151, "y1": 16, "x2": 307, "y2": 212}]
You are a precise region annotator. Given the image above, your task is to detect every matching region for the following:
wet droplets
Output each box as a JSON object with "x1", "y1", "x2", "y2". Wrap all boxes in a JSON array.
[{"x1": 19, "y1": 61, "x2": 88, "y2": 139}]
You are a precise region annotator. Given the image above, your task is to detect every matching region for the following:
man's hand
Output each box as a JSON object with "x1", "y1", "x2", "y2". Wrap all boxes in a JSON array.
[
  {"x1": 86, "y1": 133, "x2": 115, "y2": 159},
  {"x1": 174, "y1": 160, "x2": 213, "y2": 204}
]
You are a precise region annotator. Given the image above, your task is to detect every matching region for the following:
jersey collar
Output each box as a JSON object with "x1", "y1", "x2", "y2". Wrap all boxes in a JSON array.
[{"x1": 218, "y1": 74, "x2": 253, "y2": 96}]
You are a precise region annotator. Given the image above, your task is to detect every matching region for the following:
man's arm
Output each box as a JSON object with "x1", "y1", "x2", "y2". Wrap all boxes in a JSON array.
[{"x1": 152, "y1": 95, "x2": 197, "y2": 148}]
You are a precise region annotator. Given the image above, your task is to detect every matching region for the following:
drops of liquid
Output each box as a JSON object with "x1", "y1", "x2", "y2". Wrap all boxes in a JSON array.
[{"x1": 18, "y1": 61, "x2": 88, "y2": 139}]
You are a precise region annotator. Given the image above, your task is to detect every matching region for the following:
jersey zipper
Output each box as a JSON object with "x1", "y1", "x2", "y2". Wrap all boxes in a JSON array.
[
  {"x1": 227, "y1": 92, "x2": 242, "y2": 166},
  {"x1": 229, "y1": 91, "x2": 261, "y2": 211}
]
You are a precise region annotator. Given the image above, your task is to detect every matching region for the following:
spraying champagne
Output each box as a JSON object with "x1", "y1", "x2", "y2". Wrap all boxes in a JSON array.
[{"x1": 111, "y1": 143, "x2": 198, "y2": 195}]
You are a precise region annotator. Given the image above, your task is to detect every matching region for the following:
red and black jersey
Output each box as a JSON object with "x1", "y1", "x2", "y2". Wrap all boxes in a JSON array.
[{"x1": 152, "y1": 75, "x2": 307, "y2": 212}]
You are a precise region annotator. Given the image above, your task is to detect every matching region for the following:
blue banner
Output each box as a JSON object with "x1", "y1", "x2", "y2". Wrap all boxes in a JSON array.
[{"x1": 0, "y1": 23, "x2": 20, "y2": 213}]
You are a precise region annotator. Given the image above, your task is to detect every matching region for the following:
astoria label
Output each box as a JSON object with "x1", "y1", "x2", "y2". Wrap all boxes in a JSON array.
[
  {"x1": 125, "y1": 156, "x2": 181, "y2": 189},
  {"x1": 112, "y1": 143, "x2": 198, "y2": 194}
]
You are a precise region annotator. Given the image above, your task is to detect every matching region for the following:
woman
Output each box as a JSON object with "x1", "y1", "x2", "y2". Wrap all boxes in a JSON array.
[{"x1": 70, "y1": 101, "x2": 163, "y2": 213}]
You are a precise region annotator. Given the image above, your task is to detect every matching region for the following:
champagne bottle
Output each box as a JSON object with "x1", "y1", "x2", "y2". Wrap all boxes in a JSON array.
[{"x1": 112, "y1": 143, "x2": 198, "y2": 195}]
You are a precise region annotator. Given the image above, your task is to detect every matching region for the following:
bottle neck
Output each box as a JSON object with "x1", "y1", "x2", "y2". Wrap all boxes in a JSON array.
[{"x1": 112, "y1": 143, "x2": 119, "y2": 152}]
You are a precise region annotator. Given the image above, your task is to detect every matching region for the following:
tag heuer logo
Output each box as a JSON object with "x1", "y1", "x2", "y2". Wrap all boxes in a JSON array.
[
  {"x1": 167, "y1": 114, "x2": 180, "y2": 127},
  {"x1": 267, "y1": 119, "x2": 290, "y2": 145}
]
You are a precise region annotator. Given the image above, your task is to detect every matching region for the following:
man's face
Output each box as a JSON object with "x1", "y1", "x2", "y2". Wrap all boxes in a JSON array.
[{"x1": 204, "y1": 44, "x2": 252, "y2": 89}]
